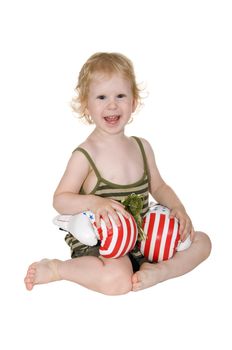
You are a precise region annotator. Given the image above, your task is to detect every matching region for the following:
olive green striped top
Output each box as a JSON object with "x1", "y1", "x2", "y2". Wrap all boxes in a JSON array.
[{"x1": 74, "y1": 136, "x2": 150, "y2": 217}]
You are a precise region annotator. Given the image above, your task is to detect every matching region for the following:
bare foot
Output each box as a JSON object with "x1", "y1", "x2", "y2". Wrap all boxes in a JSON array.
[
  {"x1": 24, "y1": 259, "x2": 61, "y2": 291},
  {"x1": 132, "y1": 262, "x2": 167, "y2": 292}
]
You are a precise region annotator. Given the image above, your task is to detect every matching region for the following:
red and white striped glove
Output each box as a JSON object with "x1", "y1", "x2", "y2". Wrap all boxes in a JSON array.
[
  {"x1": 139, "y1": 204, "x2": 191, "y2": 262},
  {"x1": 53, "y1": 211, "x2": 138, "y2": 258}
]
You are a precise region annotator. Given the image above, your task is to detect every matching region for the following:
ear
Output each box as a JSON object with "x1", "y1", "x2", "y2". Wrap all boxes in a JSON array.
[
  {"x1": 84, "y1": 105, "x2": 90, "y2": 116},
  {"x1": 132, "y1": 99, "x2": 138, "y2": 113}
]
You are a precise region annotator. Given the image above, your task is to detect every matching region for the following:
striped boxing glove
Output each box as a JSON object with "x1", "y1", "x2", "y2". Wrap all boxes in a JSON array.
[
  {"x1": 139, "y1": 204, "x2": 191, "y2": 262},
  {"x1": 53, "y1": 211, "x2": 138, "y2": 259}
]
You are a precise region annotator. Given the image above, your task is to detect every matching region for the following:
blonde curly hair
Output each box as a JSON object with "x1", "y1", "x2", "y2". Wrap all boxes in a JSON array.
[{"x1": 71, "y1": 52, "x2": 142, "y2": 124}]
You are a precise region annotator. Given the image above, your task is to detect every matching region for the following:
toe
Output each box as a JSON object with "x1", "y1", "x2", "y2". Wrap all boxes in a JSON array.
[
  {"x1": 132, "y1": 282, "x2": 142, "y2": 292},
  {"x1": 132, "y1": 272, "x2": 142, "y2": 291},
  {"x1": 24, "y1": 277, "x2": 34, "y2": 291},
  {"x1": 131, "y1": 271, "x2": 139, "y2": 284},
  {"x1": 25, "y1": 283, "x2": 33, "y2": 291},
  {"x1": 24, "y1": 264, "x2": 37, "y2": 291}
]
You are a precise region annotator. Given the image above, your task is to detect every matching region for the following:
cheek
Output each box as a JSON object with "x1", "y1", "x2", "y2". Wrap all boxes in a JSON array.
[
  {"x1": 86, "y1": 100, "x2": 95, "y2": 114},
  {"x1": 125, "y1": 101, "x2": 136, "y2": 114},
  {"x1": 86, "y1": 102, "x2": 102, "y2": 117}
]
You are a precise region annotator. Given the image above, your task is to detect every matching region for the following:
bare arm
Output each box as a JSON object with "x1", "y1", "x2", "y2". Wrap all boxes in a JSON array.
[
  {"x1": 53, "y1": 150, "x2": 129, "y2": 228},
  {"x1": 53, "y1": 151, "x2": 93, "y2": 214},
  {"x1": 141, "y1": 138, "x2": 194, "y2": 240}
]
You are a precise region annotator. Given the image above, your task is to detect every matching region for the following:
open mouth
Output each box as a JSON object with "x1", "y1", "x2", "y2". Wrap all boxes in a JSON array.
[{"x1": 104, "y1": 115, "x2": 120, "y2": 124}]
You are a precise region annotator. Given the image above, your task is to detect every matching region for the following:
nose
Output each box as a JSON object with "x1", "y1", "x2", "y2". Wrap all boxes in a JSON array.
[{"x1": 107, "y1": 98, "x2": 117, "y2": 109}]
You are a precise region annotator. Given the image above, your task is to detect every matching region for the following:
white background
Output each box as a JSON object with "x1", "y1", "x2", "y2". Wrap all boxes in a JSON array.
[{"x1": 1, "y1": 0, "x2": 231, "y2": 349}]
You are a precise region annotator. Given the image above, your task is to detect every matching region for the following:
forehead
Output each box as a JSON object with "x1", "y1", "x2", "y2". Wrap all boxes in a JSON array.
[{"x1": 89, "y1": 72, "x2": 132, "y2": 91}]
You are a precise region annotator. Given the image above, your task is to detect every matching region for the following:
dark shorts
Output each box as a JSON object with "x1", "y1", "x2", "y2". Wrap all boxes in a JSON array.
[{"x1": 64, "y1": 232, "x2": 148, "y2": 272}]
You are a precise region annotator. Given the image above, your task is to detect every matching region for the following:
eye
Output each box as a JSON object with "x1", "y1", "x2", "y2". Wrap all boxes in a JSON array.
[
  {"x1": 97, "y1": 95, "x2": 106, "y2": 100},
  {"x1": 117, "y1": 94, "x2": 126, "y2": 98}
]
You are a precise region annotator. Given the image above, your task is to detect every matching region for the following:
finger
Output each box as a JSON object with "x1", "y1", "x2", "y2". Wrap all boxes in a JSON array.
[
  {"x1": 184, "y1": 223, "x2": 191, "y2": 240},
  {"x1": 110, "y1": 199, "x2": 125, "y2": 209},
  {"x1": 179, "y1": 220, "x2": 186, "y2": 236},
  {"x1": 169, "y1": 209, "x2": 176, "y2": 219},
  {"x1": 123, "y1": 211, "x2": 131, "y2": 219},
  {"x1": 95, "y1": 213, "x2": 101, "y2": 229},
  {"x1": 181, "y1": 230, "x2": 188, "y2": 242},
  {"x1": 180, "y1": 221, "x2": 190, "y2": 241},
  {"x1": 108, "y1": 211, "x2": 121, "y2": 227},
  {"x1": 182, "y1": 219, "x2": 194, "y2": 241},
  {"x1": 110, "y1": 202, "x2": 130, "y2": 219},
  {"x1": 118, "y1": 207, "x2": 131, "y2": 219},
  {"x1": 101, "y1": 212, "x2": 113, "y2": 229},
  {"x1": 190, "y1": 227, "x2": 195, "y2": 241}
]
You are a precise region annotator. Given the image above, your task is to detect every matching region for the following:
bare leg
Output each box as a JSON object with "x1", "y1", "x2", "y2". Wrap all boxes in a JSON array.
[
  {"x1": 24, "y1": 255, "x2": 133, "y2": 295},
  {"x1": 132, "y1": 231, "x2": 212, "y2": 291}
]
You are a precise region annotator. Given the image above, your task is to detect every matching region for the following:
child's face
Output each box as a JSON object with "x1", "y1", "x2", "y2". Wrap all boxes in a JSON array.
[{"x1": 86, "y1": 73, "x2": 137, "y2": 134}]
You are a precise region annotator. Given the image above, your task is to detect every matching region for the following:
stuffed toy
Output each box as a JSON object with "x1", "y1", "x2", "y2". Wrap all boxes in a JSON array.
[
  {"x1": 140, "y1": 204, "x2": 191, "y2": 262},
  {"x1": 53, "y1": 195, "x2": 139, "y2": 258},
  {"x1": 53, "y1": 194, "x2": 191, "y2": 261}
]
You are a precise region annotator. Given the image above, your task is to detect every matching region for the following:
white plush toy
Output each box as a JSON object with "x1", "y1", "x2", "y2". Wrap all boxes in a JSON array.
[
  {"x1": 140, "y1": 204, "x2": 191, "y2": 262},
  {"x1": 53, "y1": 211, "x2": 138, "y2": 259}
]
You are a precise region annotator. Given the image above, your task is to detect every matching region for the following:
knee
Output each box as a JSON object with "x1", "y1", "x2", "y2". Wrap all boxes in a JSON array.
[
  {"x1": 100, "y1": 270, "x2": 132, "y2": 296},
  {"x1": 194, "y1": 231, "x2": 212, "y2": 260}
]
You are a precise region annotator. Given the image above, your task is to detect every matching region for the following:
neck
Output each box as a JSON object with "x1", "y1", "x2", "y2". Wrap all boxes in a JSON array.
[{"x1": 90, "y1": 127, "x2": 128, "y2": 143}]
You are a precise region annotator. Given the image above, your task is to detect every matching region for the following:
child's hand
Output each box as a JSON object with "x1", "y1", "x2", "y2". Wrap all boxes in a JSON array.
[
  {"x1": 170, "y1": 206, "x2": 195, "y2": 242},
  {"x1": 89, "y1": 196, "x2": 130, "y2": 229}
]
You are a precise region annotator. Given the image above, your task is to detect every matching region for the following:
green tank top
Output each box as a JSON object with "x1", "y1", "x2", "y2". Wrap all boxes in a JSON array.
[{"x1": 73, "y1": 136, "x2": 150, "y2": 217}]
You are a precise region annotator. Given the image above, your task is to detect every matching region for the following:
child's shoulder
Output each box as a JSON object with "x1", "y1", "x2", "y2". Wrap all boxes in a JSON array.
[
  {"x1": 72, "y1": 137, "x2": 98, "y2": 159},
  {"x1": 133, "y1": 136, "x2": 154, "y2": 152},
  {"x1": 72, "y1": 136, "x2": 92, "y2": 152}
]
